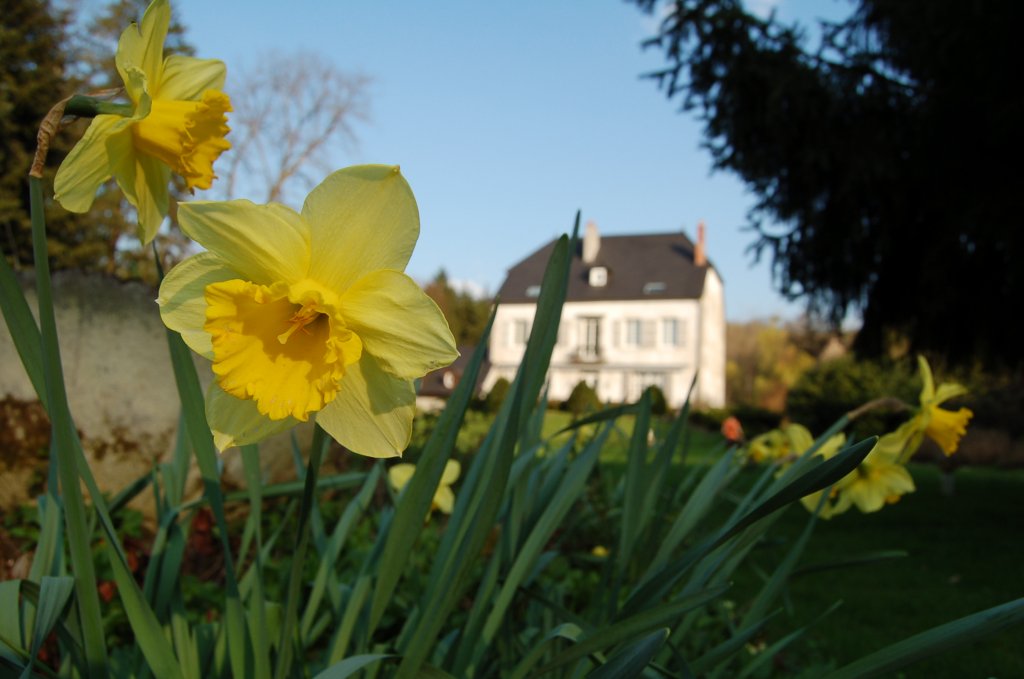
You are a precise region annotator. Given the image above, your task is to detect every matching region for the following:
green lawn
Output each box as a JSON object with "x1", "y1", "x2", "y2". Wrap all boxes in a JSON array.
[{"x1": 737, "y1": 464, "x2": 1024, "y2": 677}]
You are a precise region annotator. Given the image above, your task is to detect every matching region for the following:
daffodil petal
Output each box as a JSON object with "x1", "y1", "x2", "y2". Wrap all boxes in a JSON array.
[
  {"x1": 206, "y1": 382, "x2": 299, "y2": 451},
  {"x1": 178, "y1": 201, "x2": 311, "y2": 286},
  {"x1": 433, "y1": 486, "x2": 455, "y2": 514},
  {"x1": 917, "y1": 355, "x2": 935, "y2": 404},
  {"x1": 932, "y1": 382, "x2": 968, "y2": 405},
  {"x1": 157, "y1": 55, "x2": 226, "y2": 101},
  {"x1": 342, "y1": 270, "x2": 458, "y2": 378},
  {"x1": 53, "y1": 116, "x2": 130, "y2": 213},
  {"x1": 387, "y1": 463, "x2": 415, "y2": 491},
  {"x1": 116, "y1": 0, "x2": 169, "y2": 100},
  {"x1": 316, "y1": 355, "x2": 415, "y2": 458},
  {"x1": 132, "y1": 152, "x2": 172, "y2": 243},
  {"x1": 848, "y1": 482, "x2": 886, "y2": 513},
  {"x1": 303, "y1": 165, "x2": 419, "y2": 292},
  {"x1": 784, "y1": 423, "x2": 814, "y2": 456},
  {"x1": 440, "y1": 459, "x2": 461, "y2": 486},
  {"x1": 107, "y1": 128, "x2": 169, "y2": 243},
  {"x1": 158, "y1": 252, "x2": 237, "y2": 358}
]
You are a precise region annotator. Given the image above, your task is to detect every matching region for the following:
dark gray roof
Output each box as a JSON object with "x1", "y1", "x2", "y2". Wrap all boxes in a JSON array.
[{"x1": 497, "y1": 232, "x2": 715, "y2": 303}]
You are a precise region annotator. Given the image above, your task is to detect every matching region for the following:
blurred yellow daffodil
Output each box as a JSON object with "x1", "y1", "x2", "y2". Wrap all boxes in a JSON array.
[
  {"x1": 747, "y1": 421, "x2": 854, "y2": 518},
  {"x1": 388, "y1": 460, "x2": 461, "y2": 515},
  {"x1": 833, "y1": 443, "x2": 916, "y2": 514},
  {"x1": 887, "y1": 356, "x2": 973, "y2": 462},
  {"x1": 802, "y1": 431, "x2": 915, "y2": 518},
  {"x1": 157, "y1": 165, "x2": 458, "y2": 456},
  {"x1": 54, "y1": 0, "x2": 231, "y2": 243},
  {"x1": 748, "y1": 423, "x2": 840, "y2": 465}
]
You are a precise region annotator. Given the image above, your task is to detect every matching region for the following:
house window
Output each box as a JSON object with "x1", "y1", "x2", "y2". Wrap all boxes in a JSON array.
[
  {"x1": 526, "y1": 285, "x2": 541, "y2": 298},
  {"x1": 624, "y1": 319, "x2": 655, "y2": 348},
  {"x1": 510, "y1": 319, "x2": 529, "y2": 346},
  {"x1": 643, "y1": 281, "x2": 666, "y2": 295},
  {"x1": 579, "y1": 317, "x2": 601, "y2": 360},
  {"x1": 663, "y1": 318, "x2": 681, "y2": 347},
  {"x1": 442, "y1": 371, "x2": 457, "y2": 389},
  {"x1": 588, "y1": 267, "x2": 607, "y2": 287}
]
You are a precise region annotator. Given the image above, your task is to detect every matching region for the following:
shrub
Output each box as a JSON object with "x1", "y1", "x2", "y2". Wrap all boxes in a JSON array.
[
  {"x1": 484, "y1": 377, "x2": 511, "y2": 413},
  {"x1": 646, "y1": 385, "x2": 668, "y2": 415},
  {"x1": 564, "y1": 380, "x2": 600, "y2": 416},
  {"x1": 787, "y1": 357, "x2": 918, "y2": 437}
]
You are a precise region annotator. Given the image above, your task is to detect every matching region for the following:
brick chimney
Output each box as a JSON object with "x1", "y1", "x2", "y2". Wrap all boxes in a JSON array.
[
  {"x1": 694, "y1": 220, "x2": 707, "y2": 267},
  {"x1": 583, "y1": 220, "x2": 600, "y2": 263}
]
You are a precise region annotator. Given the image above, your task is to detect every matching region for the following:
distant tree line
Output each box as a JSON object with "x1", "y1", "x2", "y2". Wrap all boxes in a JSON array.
[{"x1": 423, "y1": 269, "x2": 492, "y2": 347}]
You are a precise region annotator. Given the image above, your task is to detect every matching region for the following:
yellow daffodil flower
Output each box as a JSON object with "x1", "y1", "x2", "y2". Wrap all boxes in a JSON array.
[
  {"x1": 832, "y1": 443, "x2": 915, "y2": 514},
  {"x1": 887, "y1": 356, "x2": 973, "y2": 462},
  {"x1": 54, "y1": 0, "x2": 231, "y2": 243},
  {"x1": 157, "y1": 165, "x2": 458, "y2": 456},
  {"x1": 748, "y1": 423, "x2": 835, "y2": 464},
  {"x1": 388, "y1": 460, "x2": 461, "y2": 514},
  {"x1": 748, "y1": 422, "x2": 852, "y2": 518}
]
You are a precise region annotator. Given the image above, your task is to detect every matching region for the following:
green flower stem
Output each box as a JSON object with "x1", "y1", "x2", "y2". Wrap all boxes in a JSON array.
[
  {"x1": 274, "y1": 424, "x2": 328, "y2": 679},
  {"x1": 65, "y1": 94, "x2": 133, "y2": 119},
  {"x1": 29, "y1": 176, "x2": 109, "y2": 676},
  {"x1": 847, "y1": 396, "x2": 911, "y2": 421}
]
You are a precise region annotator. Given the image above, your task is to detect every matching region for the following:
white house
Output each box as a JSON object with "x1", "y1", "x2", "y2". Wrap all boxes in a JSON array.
[{"x1": 482, "y1": 221, "x2": 726, "y2": 409}]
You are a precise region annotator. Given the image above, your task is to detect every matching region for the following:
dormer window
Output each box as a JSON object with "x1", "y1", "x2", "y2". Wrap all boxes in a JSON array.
[
  {"x1": 526, "y1": 285, "x2": 541, "y2": 298},
  {"x1": 643, "y1": 281, "x2": 666, "y2": 295},
  {"x1": 589, "y1": 266, "x2": 608, "y2": 287}
]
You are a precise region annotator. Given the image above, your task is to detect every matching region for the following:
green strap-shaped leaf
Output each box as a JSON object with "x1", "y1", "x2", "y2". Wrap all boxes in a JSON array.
[
  {"x1": 507, "y1": 623, "x2": 584, "y2": 679},
  {"x1": 301, "y1": 465, "x2": 381, "y2": 643},
  {"x1": 587, "y1": 628, "x2": 669, "y2": 679},
  {"x1": 23, "y1": 576, "x2": 74, "y2": 679},
  {"x1": 825, "y1": 597, "x2": 1024, "y2": 679},
  {"x1": 622, "y1": 437, "x2": 876, "y2": 616},
  {"x1": 0, "y1": 580, "x2": 24, "y2": 664},
  {"x1": 274, "y1": 425, "x2": 330, "y2": 679},
  {"x1": 165, "y1": 326, "x2": 250, "y2": 677},
  {"x1": 0, "y1": 253, "x2": 46, "y2": 409},
  {"x1": 28, "y1": 175, "x2": 108, "y2": 677},
  {"x1": 534, "y1": 586, "x2": 727, "y2": 676},
  {"x1": 315, "y1": 653, "x2": 395, "y2": 678},
  {"x1": 367, "y1": 309, "x2": 495, "y2": 635}
]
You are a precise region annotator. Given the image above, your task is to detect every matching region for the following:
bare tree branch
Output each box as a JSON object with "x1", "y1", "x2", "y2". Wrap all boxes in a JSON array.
[{"x1": 220, "y1": 51, "x2": 370, "y2": 204}]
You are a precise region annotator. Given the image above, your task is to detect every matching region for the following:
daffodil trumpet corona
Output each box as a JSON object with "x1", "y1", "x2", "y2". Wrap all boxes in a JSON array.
[
  {"x1": 54, "y1": 0, "x2": 231, "y2": 243},
  {"x1": 158, "y1": 165, "x2": 458, "y2": 458}
]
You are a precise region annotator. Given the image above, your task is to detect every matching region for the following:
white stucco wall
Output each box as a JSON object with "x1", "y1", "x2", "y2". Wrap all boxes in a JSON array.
[{"x1": 697, "y1": 269, "x2": 726, "y2": 407}]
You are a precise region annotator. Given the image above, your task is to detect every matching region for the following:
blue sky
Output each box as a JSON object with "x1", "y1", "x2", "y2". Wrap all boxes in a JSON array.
[{"x1": 161, "y1": 0, "x2": 852, "y2": 320}]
